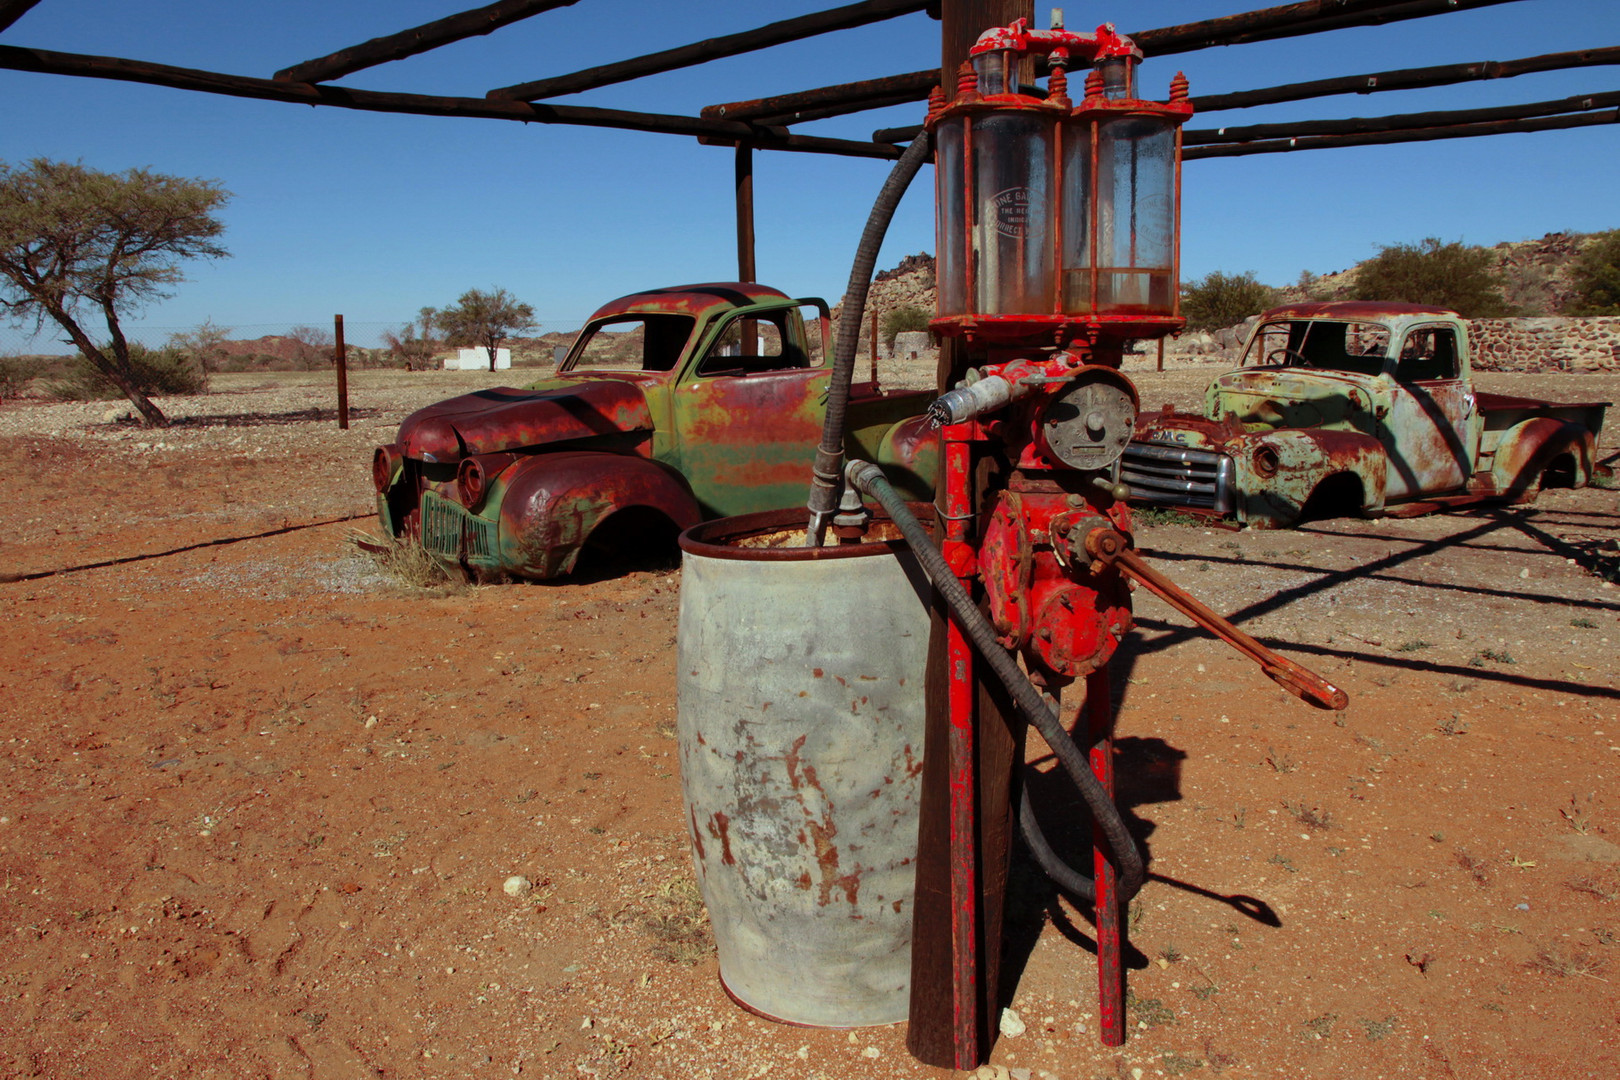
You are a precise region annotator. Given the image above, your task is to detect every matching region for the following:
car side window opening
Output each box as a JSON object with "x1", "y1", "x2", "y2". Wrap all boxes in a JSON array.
[
  {"x1": 1396, "y1": 326, "x2": 1460, "y2": 382},
  {"x1": 696, "y1": 311, "x2": 808, "y2": 377},
  {"x1": 565, "y1": 314, "x2": 695, "y2": 372}
]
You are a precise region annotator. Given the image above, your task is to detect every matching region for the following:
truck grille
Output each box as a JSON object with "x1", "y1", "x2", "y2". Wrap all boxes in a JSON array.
[
  {"x1": 420, "y1": 492, "x2": 498, "y2": 563},
  {"x1": 1121, "y1": 442, "x2": 1235, "y2": 513}
]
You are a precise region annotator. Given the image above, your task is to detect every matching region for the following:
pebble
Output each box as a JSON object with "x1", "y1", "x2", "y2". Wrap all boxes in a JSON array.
[
  {"x1": 502, "y1": 875, "x2": 531, "y2": 897},
  {"x1": 1000, "y1": 1007, "x2": 1026, "y2": 1037},
  {"x1": 975, "y1": 1066, "x2": 1010, "y2": 1080}
]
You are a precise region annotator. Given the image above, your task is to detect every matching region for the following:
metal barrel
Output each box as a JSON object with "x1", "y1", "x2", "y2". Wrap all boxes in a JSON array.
[{"x1": 676, "y1": 507, "x2": 932, "y2": 1027}]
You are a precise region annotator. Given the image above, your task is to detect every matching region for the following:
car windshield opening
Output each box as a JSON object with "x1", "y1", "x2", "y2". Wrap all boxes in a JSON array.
[
  {"x1": 564, "y1": 313, "x2": 695, "y2": 372},
  {"x1": 1246, "y1": 320, "x2": 1391, "y2": 376}
]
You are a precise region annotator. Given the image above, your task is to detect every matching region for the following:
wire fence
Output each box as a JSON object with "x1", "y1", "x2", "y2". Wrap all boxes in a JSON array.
[{"x1": 0, "y1": 318, "x2": 579, "y2": 371}]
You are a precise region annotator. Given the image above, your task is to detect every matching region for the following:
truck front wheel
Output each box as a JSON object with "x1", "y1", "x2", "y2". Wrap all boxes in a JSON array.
[
  {"x1": 575, "y1": 507, "x2": 684, "y2": 579},
  {"x1": 1299, "y1": 473, "x2": 1366, "y2": 524}
]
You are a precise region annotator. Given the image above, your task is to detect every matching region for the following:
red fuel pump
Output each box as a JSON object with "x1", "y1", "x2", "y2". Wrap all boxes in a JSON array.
[{"x1": 861, "y1": 17, "x2": 1351, "y2": 1067}]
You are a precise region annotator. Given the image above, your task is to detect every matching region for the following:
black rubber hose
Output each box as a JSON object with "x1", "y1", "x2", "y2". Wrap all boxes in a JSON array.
[
  {"x1": 846, "y1": 460, "x2": 1146, "y2": 901},
  {"x1": 804, "y1": 133, "x2": 933, "y2": 546},
  {"x1": 1020, "y1": 784, "x2": 1096, "y2": 903}
]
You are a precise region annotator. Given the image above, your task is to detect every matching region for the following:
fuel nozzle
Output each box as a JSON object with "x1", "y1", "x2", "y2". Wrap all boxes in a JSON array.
[{"x1": 927, "y1": 373, "x2": 1018, "y2": 427}]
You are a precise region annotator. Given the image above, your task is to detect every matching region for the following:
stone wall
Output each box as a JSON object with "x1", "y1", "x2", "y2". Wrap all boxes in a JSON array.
[
  {"x1": 1164, "y1": 316, "x2": 1620, "y2": 373},
  {"x1": 1467, "y1": 317, "x2": 1620, "y2": 373}
]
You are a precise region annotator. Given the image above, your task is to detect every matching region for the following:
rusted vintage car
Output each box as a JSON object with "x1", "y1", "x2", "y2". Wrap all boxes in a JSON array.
[
  {"x1": 372, "y1": 283, "x2": 937, "y2": 579},
  {"x1": 1121, "y1": 302, "x2": 1609, "y2": 527}
]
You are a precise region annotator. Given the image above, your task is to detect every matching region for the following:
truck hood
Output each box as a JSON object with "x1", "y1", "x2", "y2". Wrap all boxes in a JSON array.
[
  {"x1": 397, "y1": 378, "x2": 653, "y2": 462},
  {"x1": 1210, "y1": 367, "x2": 1374, "y2": 431}
]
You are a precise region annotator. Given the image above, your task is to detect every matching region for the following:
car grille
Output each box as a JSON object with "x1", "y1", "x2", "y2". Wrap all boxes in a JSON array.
[
  {"x1": 1121, "y1": 442, "x2": 1235, "y2": 513},
  {"x1": 420, "y1": 491, "x2": 498, "y2": 563}
]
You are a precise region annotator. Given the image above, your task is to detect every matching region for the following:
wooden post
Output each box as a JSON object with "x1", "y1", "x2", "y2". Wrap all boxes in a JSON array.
[
  {"x1": 334, "y1": 314, "x2": 349, "y2": 430},
  {"x1": 869, "y1": 307, "x2": 879, "y2": 385},
  {"x1": 1157, "y1": 337, "x2": 1165, "y2": 372},
  {"x1": 910, "y1": 7, "x2": 1033, "y2": 1070}
]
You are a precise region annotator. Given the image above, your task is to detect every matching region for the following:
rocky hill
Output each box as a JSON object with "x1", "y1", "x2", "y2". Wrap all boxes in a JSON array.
[
  {"x1": 850, "y1": 231, "x2": 1607, "y2": 329},
  {"x1": 1273, "y1": 231, "x2": 1599, "y2": 313}
]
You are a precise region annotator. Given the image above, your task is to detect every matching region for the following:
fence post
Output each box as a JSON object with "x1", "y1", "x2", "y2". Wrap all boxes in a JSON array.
[
  {"x1": 869, "y1": 308, "x2": 879, "y2": 385},
  {"x1": 334, "y1": 313, "x2": 349, "y2": 430},
  {"x1": 1157, "y1": 337, "x2": 1164, "y2": 373}
]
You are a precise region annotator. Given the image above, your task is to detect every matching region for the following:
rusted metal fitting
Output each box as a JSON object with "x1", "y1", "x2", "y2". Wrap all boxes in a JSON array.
[
  {"x1": 1082, "y1": 526, "x2": 1127, "y2": 571},
  {"x1": 373, "y1": 443, "x2": 404, "y2": 493}
]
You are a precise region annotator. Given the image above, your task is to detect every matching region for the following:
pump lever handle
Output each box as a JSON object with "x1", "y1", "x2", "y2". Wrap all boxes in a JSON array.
[{"x1": 1082, "y1": 528, "x2": 1349, "y2": 711}]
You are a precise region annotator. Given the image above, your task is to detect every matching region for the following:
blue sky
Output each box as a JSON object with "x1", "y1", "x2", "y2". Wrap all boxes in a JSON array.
[{"x1": 2, "y1": 0, "x2": 1617, "y2": 348}]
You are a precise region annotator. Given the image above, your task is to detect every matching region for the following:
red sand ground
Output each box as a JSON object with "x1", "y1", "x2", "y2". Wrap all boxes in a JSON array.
[{"x1": 2, "y1": 368, "x2": 1617, "y2": 1079}]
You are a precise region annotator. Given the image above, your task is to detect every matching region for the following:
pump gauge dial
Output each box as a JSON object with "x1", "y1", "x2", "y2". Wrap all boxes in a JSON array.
[{"x1": 1036, "y1": 368, "x2": 1139, "y2": 471}]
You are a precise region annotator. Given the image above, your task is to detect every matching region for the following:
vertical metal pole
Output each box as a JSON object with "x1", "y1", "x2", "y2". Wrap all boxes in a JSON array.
[
  {"x1": 1157, "y1": 337, "x2": 1164, "y2": 372},
  {"x1": 735, "y1": 143, "x2": 756, "y2": 283},
  {"x1": 1087, "y1": 666, "x2": 1124, "y2": 1045},
  {"x1": 334, "y1": 313, "x2": 349, "y2": 430}
]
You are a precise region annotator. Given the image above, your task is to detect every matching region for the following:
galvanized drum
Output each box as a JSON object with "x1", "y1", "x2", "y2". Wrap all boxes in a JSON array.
[{"x1": 676, "y1": 507, "x2": 931, "y2": 1027}]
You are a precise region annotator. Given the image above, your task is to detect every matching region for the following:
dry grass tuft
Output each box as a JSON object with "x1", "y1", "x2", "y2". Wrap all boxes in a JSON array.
[{"x1": 349, "y1": 530, "x2": 462, "y2": 591}]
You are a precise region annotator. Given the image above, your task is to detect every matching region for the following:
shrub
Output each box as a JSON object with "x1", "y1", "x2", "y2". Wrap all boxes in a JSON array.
[
  {"x1": 1564, "y1": 230, "x2": 1620, "y2": 315},
  {"x1": 0, "y1": 356, "x2": 39, "y2": 400},
  {"x1": 46, "y1": 342, "x2": 207, "y2": 400},
  {"x1": 1181, "y1": 270, "x2": 1275, "y2": 331},
  {"x1": 1350, "y1": 237, "x2": 1513, "y2": 316},
  {"x1": 880, "y1": 304, "x2": 932, "y2": 349}
]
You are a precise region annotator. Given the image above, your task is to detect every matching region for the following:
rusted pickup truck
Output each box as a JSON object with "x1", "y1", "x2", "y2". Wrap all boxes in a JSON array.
[
  {"x1": 1122, "y1": 302, "x2": 1608, "y2": 527},
  {"x1": 372, "y1": 282, "x2": 936, "y2": 579}
]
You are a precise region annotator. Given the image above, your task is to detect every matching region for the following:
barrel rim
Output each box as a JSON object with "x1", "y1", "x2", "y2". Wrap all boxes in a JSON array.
[{"x1": 679, "y1": 505, "x2": 935, "y2": 562}]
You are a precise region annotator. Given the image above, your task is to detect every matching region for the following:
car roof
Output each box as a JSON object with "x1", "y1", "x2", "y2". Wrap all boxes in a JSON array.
[{"x1": 586, "y1": 282, "x2": 792, "y2": 322}]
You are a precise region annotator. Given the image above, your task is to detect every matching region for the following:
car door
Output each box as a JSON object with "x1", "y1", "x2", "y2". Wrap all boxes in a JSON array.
[
  {"x1": 1379, "y1": 323, "x2": 1477, "y2": 499},
  {"x1": 671, "y1": 300, "x2": 831, "y2": 518}
]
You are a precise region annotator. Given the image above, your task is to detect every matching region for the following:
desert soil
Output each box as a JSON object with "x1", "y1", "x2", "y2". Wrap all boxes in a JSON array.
[{"x1": 1, "y1": 362, "x2": 1618, "y2": 1080}]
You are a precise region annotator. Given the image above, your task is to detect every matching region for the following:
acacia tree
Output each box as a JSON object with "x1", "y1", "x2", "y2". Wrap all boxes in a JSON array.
[
  {"x1": 434, "y1": 287, "x2": 536, "y2": 371},
  {"x1": 0, "y1": 158, "x2": 229, "y2": 426},
  {"x1": 286, "y1": 324, "x2": 335, "y2": 369},
  {"x1": 166, "y1": 318, "x2": 233, "y2": 373}
]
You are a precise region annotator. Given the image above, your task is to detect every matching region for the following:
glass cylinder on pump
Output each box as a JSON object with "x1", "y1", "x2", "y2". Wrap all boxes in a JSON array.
[
  {"x1": 1060, "y1": 60, "x2": 1188, "y2": 323},
  {"x1": 1093, "y1": 114, "x2": 1176, "y2": 315},
  {"x1": 971, "y1": 108, "x2": 1054, "y2": 315},
  {"x1": 933, "y1": 51, "x2": 1058, "y2": 319}
]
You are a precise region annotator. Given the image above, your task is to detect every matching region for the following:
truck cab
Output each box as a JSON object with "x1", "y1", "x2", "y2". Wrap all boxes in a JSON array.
[
  {"x1": 373, "y1": 283, "x2": 937, "y2": 579},
  {"x1": 1124, "y1": 302, "x2": 1606, "y2": 527}
]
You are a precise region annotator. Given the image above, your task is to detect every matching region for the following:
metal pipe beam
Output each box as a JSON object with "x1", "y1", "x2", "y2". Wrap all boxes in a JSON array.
[
  {"x1": 275, "y1": 0, "x2": 580, "y2": 84},
  {"x1": 0, "y1": 0, "x2": 43, "y2": 34},
  {"x1": 1194, "y1": 44, "x2": 1620, "y2": 113},
  {"x1": 487, "y1": 0, "x2": 929, "y2": 101},
  {"x1": 1185, "y1": 108, "x2": 1620, "y2": 158},
  {"x1": 704, "y1": 69, "x2": 937, "y2": 123},
  {"x1": 1185, "y1": 89, "x2": 1620, "y2": 145},
  {"x1": 0, "y1": 43, "x2": 905, "y2": 158},
  {"x1": 1133, "y1": 0, "x2": 1527, "y2": 58}
]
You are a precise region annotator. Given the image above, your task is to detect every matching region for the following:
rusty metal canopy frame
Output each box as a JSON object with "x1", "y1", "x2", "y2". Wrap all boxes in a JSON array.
[{"x1": 0, "y1": 0, "x2": 1614, "y2": 164}]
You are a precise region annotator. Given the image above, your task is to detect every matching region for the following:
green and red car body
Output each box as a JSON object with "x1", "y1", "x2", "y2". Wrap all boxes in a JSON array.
[
  {"x1": 372, "y1": 282, "x2": 937, "y2": 579},
  {"x1": 1122, "y1": 302, "x2": 1608, "y2": 527}
]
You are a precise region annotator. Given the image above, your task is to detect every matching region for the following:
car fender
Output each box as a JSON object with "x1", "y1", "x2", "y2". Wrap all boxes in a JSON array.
[
  {"x1": 871, "y1": 414, "x2": 939, "y2": 503},
  {"x1": 1487, "y1": 417, "x2": 1596, "y2": 502},
  {"x1": 495, "y1": 451, "x2": 702, "y2": 578},
  {"x1": 1226, "y1": 428, "x2": 1388, "y2": 528}
]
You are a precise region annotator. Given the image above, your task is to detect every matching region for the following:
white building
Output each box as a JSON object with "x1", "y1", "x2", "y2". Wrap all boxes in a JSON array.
[{"x1": 444, "y1": 347, "x2": 511, "y2": 370}]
